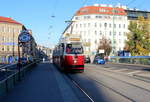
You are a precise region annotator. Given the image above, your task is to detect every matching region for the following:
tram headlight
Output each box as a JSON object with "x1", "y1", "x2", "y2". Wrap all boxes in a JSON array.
[{"x1": 74, "y1": 60, "x2": 77, "y2": 63}]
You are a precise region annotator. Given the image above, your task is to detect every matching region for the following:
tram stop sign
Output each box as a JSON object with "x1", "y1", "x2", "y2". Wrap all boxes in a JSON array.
[{"x1": 18, "y1": 32, "x2": 31, "y2": 43}]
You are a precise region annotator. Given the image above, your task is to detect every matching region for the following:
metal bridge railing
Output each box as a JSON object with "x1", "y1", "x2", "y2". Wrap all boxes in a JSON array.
[
  {"x1": 109, "y1": 56, "x2": 150, "y2": 65},
  {"x1": 0, "y1": 62, "x2": 37, "y2": 98}
]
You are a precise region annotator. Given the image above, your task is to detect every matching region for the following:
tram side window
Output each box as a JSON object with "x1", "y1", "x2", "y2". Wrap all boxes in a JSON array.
[
  {"x1": 66, "y1": 44, "x2": 72, "y2": 54},
  {"x1": 61, "y1": 43, "x2": 64, "y2": 52}
]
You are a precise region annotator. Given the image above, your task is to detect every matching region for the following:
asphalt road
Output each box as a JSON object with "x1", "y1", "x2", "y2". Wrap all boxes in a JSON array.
[
  {"x1": 103, "y1": 63, "x2": 150, "y2": 71},
  {"x1": 1, "y1": 62, "x2": 150, "y2": 102},
  {"x1": 68, "y1": 63, "x2": 150, "y2": 102}
]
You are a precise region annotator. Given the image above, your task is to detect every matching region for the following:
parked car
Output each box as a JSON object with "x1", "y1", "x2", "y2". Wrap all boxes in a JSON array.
[
  {"x1": 97, "y1": 59, "x2": 105, "y2": 64},
  {"x1": 93, "y1": 54, "x2": 105, "y2": 64},
  {"x1": 84, "y1": 56, "x2": 91, "y2": 63}
]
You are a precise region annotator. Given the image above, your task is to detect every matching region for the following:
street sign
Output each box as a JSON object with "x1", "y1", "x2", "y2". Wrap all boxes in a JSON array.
[
  {"x1": 18, "y1": 32, "x2": 31, "y2": 43},
  {"x1": 99, "y1": 49, "x2": 104, "y2": 53}
]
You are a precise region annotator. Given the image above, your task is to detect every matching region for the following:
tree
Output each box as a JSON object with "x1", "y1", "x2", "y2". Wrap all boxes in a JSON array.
[
  {"x1": 97, "y1": 36, "x2": 112, "y2": 56},
  {"x1": 125, "y1": 16, "x2": 150, "y2": 56}
]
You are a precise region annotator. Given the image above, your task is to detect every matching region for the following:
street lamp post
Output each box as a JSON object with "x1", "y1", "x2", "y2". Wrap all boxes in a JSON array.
[{"x1": 17, "y1": 30, "x2": 31, "y2": 81}]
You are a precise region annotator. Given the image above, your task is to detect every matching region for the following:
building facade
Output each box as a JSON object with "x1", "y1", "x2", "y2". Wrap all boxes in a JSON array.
[
  {"x1": 37, "y1": 45, "x2": 52, "y2": 60},
  {"x1": 0, "y1": 16, "x2": 27, "y2": 63},
  {"x1": 63, "y1": 4, "x2": 128, "y2": 56}
]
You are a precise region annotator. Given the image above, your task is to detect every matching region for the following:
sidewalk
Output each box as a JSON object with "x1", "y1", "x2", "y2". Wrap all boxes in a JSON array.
[{"x1": 0, "y1": 63, "x2": 79, "y2": 102}]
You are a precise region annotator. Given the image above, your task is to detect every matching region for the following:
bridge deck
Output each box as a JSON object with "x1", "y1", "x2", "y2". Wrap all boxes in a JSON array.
[{"x1": 0, "y1": 63, "x2": 78, "y2": 102}]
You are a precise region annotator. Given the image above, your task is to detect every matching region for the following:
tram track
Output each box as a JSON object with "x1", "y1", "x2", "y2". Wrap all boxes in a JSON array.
[
  {"x1": 86, "y1": 66, "x2": 150, "y2": 92},
  {"x1": 53, "y1": 64, "x2": 150, "y2": 102},
  {"x1": 52, "y1": 64, "x2": 95, "y2": 102},
  {"x1": 83, "y1": 73, "x2": 135, "y2": 102},
  {"x1": 66, "y1": 74, "x2": 95, "y2": 102},
  {"x1": 83, "y1": 67, "x2": 150, "y2": 102},
  {"x1": 88, "y1": 64, "x2": 150, "y2": 83},
  {"x1": 66, "y1": 72, "x2": 134, "y2": 102}
]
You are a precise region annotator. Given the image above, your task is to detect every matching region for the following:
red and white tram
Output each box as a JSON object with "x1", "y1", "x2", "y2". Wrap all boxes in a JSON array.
[{"x1": 53, "y1": 36, "x2": 84, "y2": 72}]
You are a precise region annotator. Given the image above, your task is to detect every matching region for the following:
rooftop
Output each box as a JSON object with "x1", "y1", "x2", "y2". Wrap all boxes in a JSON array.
[
  {"x1": 0, "y1": 16, "x2": 22, "y2": 25},
  {"x1": 76, "y1": 5, "x2": 127, "y2": 16}
]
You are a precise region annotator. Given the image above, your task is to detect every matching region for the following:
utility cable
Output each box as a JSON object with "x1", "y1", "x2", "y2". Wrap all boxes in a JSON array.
[
  {"x1": 51, "y1": 0, "x2": 60, "y2": 18},
  {"x1": 126, "y1": 0, "x2": 137, "y2": 6}
]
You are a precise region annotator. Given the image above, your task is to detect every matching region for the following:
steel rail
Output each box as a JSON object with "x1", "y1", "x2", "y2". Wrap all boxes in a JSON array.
[
  {"x1": 88, "y1": 64, "x2": 150, "y2": 83},
  {"x1": 87, "y1": 67, "x2": 150, "y2": 92},
  {"x1": 66, "y1": 74, "x2": 95, "y2": 102},
  {"x1": 82, "y1": 72, "x2": 136, "y2": 102}
]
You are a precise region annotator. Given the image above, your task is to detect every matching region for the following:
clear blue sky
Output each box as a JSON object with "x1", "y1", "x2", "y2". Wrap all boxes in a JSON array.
[{"x1": 0, "y1": 0, "x2": 149, "y2": 47}]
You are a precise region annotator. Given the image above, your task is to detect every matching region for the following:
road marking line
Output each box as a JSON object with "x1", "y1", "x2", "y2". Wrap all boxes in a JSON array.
[
  {"x1": 114, "y1": 69, "x2": 129, "y2": 72},
  {"x1": 127, "y1": 71, "x2": 142, "y2": 75}
]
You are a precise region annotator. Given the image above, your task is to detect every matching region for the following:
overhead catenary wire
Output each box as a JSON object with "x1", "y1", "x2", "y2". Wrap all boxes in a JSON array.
[
  {"x1": 126, "y1": 0, "x2": 137, "y2": 6},
  {"x1": 51, "y1": 0, "x2": 60, "y2": 18},
  {"x1": 81, "y1": 0, "x2": 88, "y2": 7},
  {"x1": 62, "y1": 0, "x2": 89, "y2": 34},
  {"x1": 48, "y1": 0, "x2": 61, "y2": 46}
]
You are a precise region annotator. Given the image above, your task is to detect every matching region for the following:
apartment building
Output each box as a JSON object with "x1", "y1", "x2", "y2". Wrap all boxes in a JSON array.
[
  {"x1": 63, "y1": 4, "x2": 128, "y2": 56},
  {"x1": 0, "y1": 16, "x2": 26, "y2": 63}
]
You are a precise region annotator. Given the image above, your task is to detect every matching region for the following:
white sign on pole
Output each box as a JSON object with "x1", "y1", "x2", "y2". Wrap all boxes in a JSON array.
[{"x1": 99, "y1": 49, "x2": 104, "y2": 53}]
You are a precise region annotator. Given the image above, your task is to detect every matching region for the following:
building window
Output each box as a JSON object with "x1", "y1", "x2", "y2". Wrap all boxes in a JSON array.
[
  {"x1": 88, "y1": 23, "x2": 90, "y2": 27},
  {"x1": 114, "y1": 40, "x2": 116, "y2": 44},
  {"x1": 88, "y1": 47, "x2": 90, "y2": 51},
  {"x1": 109, "y1": 31, "x2": 112, "y2": 36},
  {"x1": 84, "y1": 16, "x2": 90, "y2": 19},
  {"x1": 100, "y1": 23, "x2": 102, "y2": 28},
  {"x1": 95, "y1": 31, "x2": 97, "y2": 35},
  {"x1": 75, "y1": 17, "x2": 79, "y2": 20},
  {"x1": 104, "y1": 23, "x2": 107, "y2": 28},
  {"x1": 2, "y1": 47, "x2": 4, "y2": 51},
  {"x1": 119, "y1": 39, "x2": 121, "y2": 43},
  {"x1": 76, "y1": 24, "x2": 78, "y2": 28},
  {"x1": 100, "y1": 31, "x2": 102, "y2": 35},
  {"x1": 119, "y1": 24, "x2": 121, "y2": 28},
  {"x1": 114, "y1": 31, "x2": 116, "y2": 35},
  {"x1": 114, "y1": 24, "x2": 116, "y2": 28},
  {"x1": 123, "y1": 24, "x2": 125, "y2": 28},
  {"x1": 109, "y1": 24, "x2": 111, "y2": 28},
  {"x1": 95, "y1": 15, "x2": 102, "y2": 18},
  {"x1": 84, "y1": 23, "x2": 86, "y2": 27},
  {"x1": 2, "y1": 37, "x2": 5, "y2": 42},
  {"x1": 2, "y1": 27, "x2": 4, "y2": 32},
  {"x1": 7, "y1": 46, "x2": 9, "y2": 51},
  {"x1": 95, "y1": 23, "x2": 97, "y2": 27},
  {"x1": 119, "y1": 32, "x2": 121, "y2": 36},
  {"x1": 124, "y1": 32, "x2": 126, "y2": 36},
  {"x1": 13, "y1": 29, "x2": 16, "y2": 33},
  {"x1": 95, "y1": 40, "x2": 97, "y2": 44},
  {"x1": 80, "y1": 31, "x2": 82, "y2": 35},
  {"x1": 80, "y1": 24, "x2": 82, "y2": 28},
  {"x1": 87, "y1": 16, "x2": 90, "y2": 19}
]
